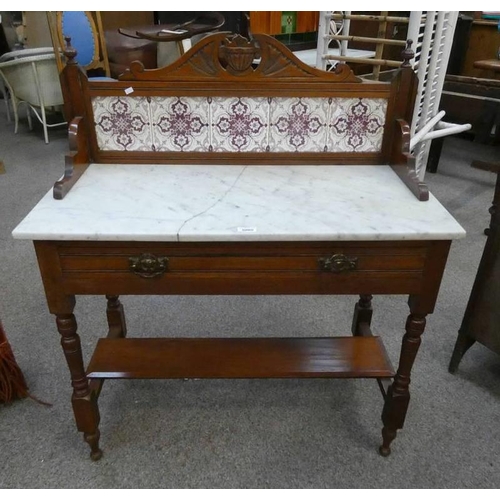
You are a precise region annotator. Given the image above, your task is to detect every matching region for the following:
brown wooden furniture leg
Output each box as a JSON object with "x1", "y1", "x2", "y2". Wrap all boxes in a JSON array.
[
  {"x1": 448, "y1": 329, "x2": 476, "y2": 373},
  {"x1": 106, "y1": 295, "x2": 127, "y2": 338},
  {"x1": 56, "y1": 312, "x2": 102, "y2": 461},
  {"x1": 352, "y1": 294, "x2": 373, "y2": 336},
  {"x1": 379, "y1": 310, "x2": 427, "y2": 457}
]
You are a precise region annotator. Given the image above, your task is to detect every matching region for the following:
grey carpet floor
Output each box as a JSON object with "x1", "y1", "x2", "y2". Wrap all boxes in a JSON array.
[{"x1": 0, "y1": 112, "x2": 499, "y2": 488}]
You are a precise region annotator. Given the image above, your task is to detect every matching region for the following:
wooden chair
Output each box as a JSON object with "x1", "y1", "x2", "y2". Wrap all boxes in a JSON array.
[{"x1": 46, "y1": 11, "x2": 111, "y2": 78}]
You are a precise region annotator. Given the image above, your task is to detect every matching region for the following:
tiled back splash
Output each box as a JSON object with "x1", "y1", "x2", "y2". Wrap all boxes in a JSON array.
[{"x1": 92, "y1": 96, "x2": 388, "y2": 153}]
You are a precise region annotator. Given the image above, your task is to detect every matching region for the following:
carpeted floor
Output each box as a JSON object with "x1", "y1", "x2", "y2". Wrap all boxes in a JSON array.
[{"x1": 0, "y1": 111, "x2": 499, "y2": 488}]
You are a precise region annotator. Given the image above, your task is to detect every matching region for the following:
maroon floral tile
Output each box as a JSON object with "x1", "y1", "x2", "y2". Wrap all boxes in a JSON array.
[
  {"x1": 269, "y1": 98, "x2": 329, "y2": 152},
  {"x1": 329, "y1": 98, "x2": 387, "y2": 152},
  {"x1": 150, "y1": 97, "x2": 210, "y2": 152},
  {"x1": 92, "y1": 96, "x2": 152, "y2": 151},
  {"x1": 211, "y1": 97, "x2": 269, "y2": 152}
]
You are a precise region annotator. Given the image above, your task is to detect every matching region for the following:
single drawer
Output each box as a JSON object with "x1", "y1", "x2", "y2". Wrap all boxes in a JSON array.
[
  {"x1": 58, "y1": 241, "x2": 427, "y2": 274},
  {"x1": 54, "y1": 241, "x2": 430, "y2": 295}
]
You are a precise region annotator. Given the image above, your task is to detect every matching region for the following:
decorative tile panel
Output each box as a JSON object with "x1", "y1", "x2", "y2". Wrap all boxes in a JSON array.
[
  {"x1": 329, "y1": 98, "x2": 387, "y2": 152},
  {"x1": 211, "y1": 97, "x2": 269, "y2": 152},
  {"x1": 269, "y1": 97, "x2": 329, "y2": 152},
  {"x1": 91, "y1": 96, "x2": 388, "y2": 154},
  {"x1": 92, "y1": 96, "x2": 152, "y2": 151},
  {"x1": 150, "y1": 97, "x2": 210, "y2": 152}
]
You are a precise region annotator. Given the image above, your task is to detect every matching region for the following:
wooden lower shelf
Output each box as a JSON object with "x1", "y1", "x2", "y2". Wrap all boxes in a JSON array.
[{"x1": 86, "y1": 337, "x2": 395, "y2": 380}]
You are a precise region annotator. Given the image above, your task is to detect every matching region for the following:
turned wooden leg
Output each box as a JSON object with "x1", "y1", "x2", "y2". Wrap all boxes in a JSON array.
[
  {"x1": 379, "y1": 312, "x2": 427, "y2": 457},
  {"x1": 106, "y1": 295, "x2": 127, "y2": 338},
  {"x1": 352, "y1": 294, "x2": 373, "y2": 335},
  {"x1": 56, "y1": 313, "x2": 102, "y2": 461},
  {"x1": 84, "y1": 430, "x2": 102, "y2": 461},
  {"x1": 448, "y1": 329, "x2": 476, "y2": 373}
]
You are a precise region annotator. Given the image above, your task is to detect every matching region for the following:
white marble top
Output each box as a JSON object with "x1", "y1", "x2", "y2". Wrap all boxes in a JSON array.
[{"x1": 12, "y1": 163, "x2": 465, "y2": 242}]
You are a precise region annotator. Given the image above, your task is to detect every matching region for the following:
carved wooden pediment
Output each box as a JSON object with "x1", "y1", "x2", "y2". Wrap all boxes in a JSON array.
[{"x1": 120, "y1": 32, "x2": 360, "y2": 83}]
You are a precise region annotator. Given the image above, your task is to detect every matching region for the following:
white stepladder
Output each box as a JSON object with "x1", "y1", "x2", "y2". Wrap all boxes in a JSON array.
[{"x1": 316, "y1": 11, "x2": 471, "y2": 179}]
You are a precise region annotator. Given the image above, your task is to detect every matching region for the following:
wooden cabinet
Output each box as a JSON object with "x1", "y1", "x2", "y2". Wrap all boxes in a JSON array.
[{"x1": 461, "y1": 20, "x2": 500, "y2": 78}]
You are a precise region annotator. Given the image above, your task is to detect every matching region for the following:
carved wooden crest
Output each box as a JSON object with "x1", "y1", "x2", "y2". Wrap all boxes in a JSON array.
[
  {"x1": 219, "y1": 34, "x2": 260, "y2": 75},
  {"x1": 120, "y1": 32, "x2": 360, "y2": 83}
]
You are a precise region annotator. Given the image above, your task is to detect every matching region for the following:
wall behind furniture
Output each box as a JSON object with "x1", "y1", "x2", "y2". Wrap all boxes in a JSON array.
[
  {"x1": 100, "y1": 11, "x2": 154, "y2": 31},
  {"x1": 24, "y1": 12, "x2": 52, "y2": 47}
]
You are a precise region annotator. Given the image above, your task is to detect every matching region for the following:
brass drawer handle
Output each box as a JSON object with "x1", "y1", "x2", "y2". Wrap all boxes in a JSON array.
[
  {"x1": 318, "y1": 254, "x2": 358, "y2": 273},
  {"x1": 129, "y1": 254, "x2": 169, "y2": 278}
]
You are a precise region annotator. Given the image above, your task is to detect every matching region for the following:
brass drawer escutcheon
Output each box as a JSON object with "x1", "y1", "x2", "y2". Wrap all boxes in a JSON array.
[
  {"x1": 129, "y1": 254, "x2": 169, "y2": 278},
  {"x1": 318, "y1": 254, "x2": 358, "y2": 273}
]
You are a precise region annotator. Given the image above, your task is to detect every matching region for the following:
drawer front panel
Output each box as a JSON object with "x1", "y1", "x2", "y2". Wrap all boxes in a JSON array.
[
  {"x1": 58, "y1": 242, "x2": 427, "y2": 272},
  {"x1": 55, "y1": 241, "x2": 429, "y2": 295},
  {"x1": 60, "y1": 253, "x2": 425, "y2": 273}
]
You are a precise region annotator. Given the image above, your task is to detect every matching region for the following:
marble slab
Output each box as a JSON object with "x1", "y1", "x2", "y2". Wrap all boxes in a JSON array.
[{"x1": 12, "y1": 163, "x2": 466, "y2": 242}]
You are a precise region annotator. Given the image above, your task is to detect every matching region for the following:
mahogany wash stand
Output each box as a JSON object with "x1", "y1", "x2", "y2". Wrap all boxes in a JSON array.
[{"x1": 12, "y1": 34, "x2": 465, "y2": 460}]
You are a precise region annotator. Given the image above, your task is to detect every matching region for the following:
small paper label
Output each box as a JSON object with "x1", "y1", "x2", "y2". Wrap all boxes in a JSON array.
[
  {"x1": 237, "y1": 227, "x2": 257, "y2": 233},
  {"x1": 124, "y1": 87, "x2": 134, "y2": 95}
]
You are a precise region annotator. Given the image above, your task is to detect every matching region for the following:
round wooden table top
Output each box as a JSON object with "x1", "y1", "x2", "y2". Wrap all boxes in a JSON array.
[{"x1": 118, "y1": 14, "x2": 225, "y2": 43}]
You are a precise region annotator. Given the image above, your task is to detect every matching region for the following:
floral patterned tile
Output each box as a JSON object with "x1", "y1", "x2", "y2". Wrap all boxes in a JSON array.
[
  {"x1": 150, "y1": 97, "x2": 210, "y2": 152},
  {"x1": 269, "y1": 97, "x2": 329, "y2": 152},
  {"x1": 91, "y1": 95, "x2": 389, "y2": 155},
  {"x1": 211, "y1": 97, "x2": 269, "y2": 152},
  {"x1": 92, "y1": 96, "x2": 153, "y2": 151},
  {"x1": 328, "y1": 98, "x2": 388, "y2": 153}
]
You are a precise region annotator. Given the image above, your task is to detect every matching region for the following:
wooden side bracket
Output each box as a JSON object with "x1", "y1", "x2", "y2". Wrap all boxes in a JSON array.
[
  {"x1": 53, "y1": 117, "x2": 90, "y2": 200},
  {"x1": 390, "y1": 119, "x2": 429, "y2": 201}
]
